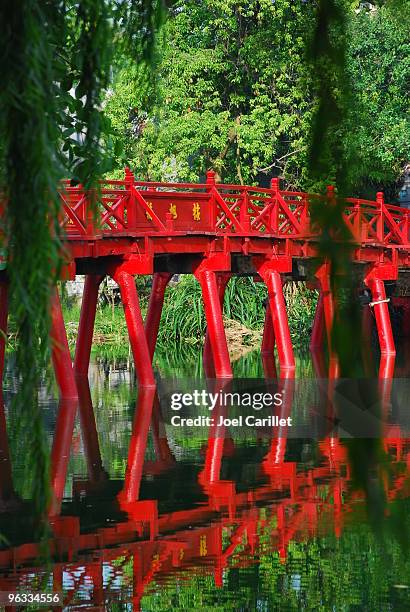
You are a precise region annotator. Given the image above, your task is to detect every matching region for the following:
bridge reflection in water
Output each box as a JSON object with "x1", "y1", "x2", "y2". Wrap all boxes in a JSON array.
[{"x1": 0, "y1": 353, "x2": 409, "y2": 610}]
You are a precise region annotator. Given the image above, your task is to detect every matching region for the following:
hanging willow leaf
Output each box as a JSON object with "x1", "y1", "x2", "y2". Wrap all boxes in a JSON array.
[{"x1": 0, "y1": 0, "x2": 165, "y2": 526}]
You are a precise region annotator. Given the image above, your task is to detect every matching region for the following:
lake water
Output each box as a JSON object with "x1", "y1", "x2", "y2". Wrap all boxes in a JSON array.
[{"x1": 0, "y1": 347, "x2": 409, "y2": 611}]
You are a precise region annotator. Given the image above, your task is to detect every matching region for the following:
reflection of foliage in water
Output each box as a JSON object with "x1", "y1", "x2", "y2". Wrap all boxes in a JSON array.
[{"x1": 140, "y1": 510, "x2": 410, "y2": 611}]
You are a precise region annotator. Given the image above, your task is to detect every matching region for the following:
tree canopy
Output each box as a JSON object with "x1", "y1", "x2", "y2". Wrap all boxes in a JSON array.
[{"x1": 105, "y1": 0, "x2": 409, "y2": 197}]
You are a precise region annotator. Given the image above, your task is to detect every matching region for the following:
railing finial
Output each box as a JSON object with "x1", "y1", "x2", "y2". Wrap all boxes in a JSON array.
[
  {"x1": 270, "y1": 177, "x2": 280, "y2": 192},
  {"x1": 206, "y1": 170, "x2": 216, "y2": 185},
  {"x1": 124, "y1": 167, "x2": 135, "y2": 185}
]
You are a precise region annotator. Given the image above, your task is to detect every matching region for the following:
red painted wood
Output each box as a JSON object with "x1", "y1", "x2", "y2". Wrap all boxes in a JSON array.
[{"x1": 74, "y1": 274, "x2": 104, "y2": 376}]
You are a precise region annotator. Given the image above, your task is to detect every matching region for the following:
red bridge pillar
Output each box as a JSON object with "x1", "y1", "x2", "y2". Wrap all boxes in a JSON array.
[
  {"x1": 194, "y1": 256, "x2": 232, "y2": 379},
  {"x1": 74, "y1": 274, "x2": 104, "y2": 376},
  {"x1": 203, "y1": 272, "x2": 231, "y2": 377},
  {"x1": 261, "y1": 303, "x2": 276, "y2": 357},
  {"x1": 364, "y1": 264, "x2": 397, "y2": 356},
  {"x1": 310, "y1": 289, "x2": 325, "y2": 351},
  {"x1": 110, "y1": 266, "x2": 155, "y2": 387},
  {"x1": 254, "y1": 257, "x2": 295, "y2": 374},
  {"x1": 314, "y1": 262, "x2": 335, "y2": 355},
  {"x1": 50, "y1": 288, "x2": 78, "y2": 400},
  {"x1": 144, "y1": 272, "x2": 172, "y2": 360}
]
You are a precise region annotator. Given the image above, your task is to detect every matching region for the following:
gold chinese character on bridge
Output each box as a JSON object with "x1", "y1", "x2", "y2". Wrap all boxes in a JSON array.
[
  {"x1": 146, "y1": 201, "x2": 153, "y2": 221},
  {"x1": 193, "y1": 202, "x2": 201, "y2": 221},
  {"x1": 151, "y1": 553, "x2": 161, "y2": 570},
  {"x1": 199, "y1": 535, "x2": 207, "y2": 556},
  {"x1": 169, "y1": 203, "x2": 177, "y2": 219}
]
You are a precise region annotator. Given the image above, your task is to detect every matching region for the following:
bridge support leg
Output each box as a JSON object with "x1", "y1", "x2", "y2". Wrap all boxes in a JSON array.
[
  {"x1": 310, "y1": 290, "x2": 325, "y2": 351},
  {"x1": 203, "y1": 273, "x2": 230, "y2": 376},
  {"x1": 50, "y1": 288, "x2": 78, "y2": 400},
  {"x1": 365, "y1": 276, "x2": 395, "y2": 355},
  {"x1": 265, "y1": 271, "x2": 294, "y2": 371},
  {"x1": 144, "y1": 272, "x2": 172, "y2": 360},
  {"x1": 113, "y1": 270, "x2": 156, "y2": 387},
  {"x1": 255, "y1": 260, "x2": 295, "y2": 373},
  {"x1": 195, "y1": 268, "x2": 232, "y2": 379},
  {"x1": 364, "y1": 264, "x2": 397, "y2": 357},
  {"x1": 0, "y1": 280, "x2": 8, "y2": 384},
  {"x1": 74, "y1": 274, "x2": 104, "y2": 376},
  {"x1": 261, "y1": 305, "x2": 275, "y2": 355},
  {"x1": 315, "y1": 263, "x2": 335, "y2": 355},
  {"x1": 315, "y1": 262, "x2": 339, "y2": 376}
]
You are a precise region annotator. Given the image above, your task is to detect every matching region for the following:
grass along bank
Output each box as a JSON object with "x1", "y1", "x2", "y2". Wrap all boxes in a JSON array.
[{"x1": 62, "y1": 276, "x2": 318, "y2": 361}]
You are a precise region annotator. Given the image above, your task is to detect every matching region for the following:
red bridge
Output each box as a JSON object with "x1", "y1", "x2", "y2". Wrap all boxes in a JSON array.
[{"x1": 1, "y1": 168, "x2": 410, "y2": 395}]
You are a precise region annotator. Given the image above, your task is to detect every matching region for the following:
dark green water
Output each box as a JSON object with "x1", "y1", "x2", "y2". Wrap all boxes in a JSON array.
[{"x1": 0, "y1": 348, "x2": 409, "y2": 611}]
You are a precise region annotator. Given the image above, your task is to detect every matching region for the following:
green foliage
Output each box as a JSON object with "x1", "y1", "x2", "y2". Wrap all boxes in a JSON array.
[
  {"x1": 343, "y1": 2, "x2": 410, "y2": 196},
  {"x1": 0, "y1": 0, "x2": 62, "y2": 520},
  {"x1": 307, "y1": 0, "x2": 351, "y2": 192},
  {"x1": 106, "y1": 0, "x2": 409, "y2": 196},
  {"x1": 106, "y1": 0, "x2": 316, "y2": 188}
]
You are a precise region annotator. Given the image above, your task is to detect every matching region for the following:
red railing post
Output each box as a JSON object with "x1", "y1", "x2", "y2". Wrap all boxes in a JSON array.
[
  {"x1": 326, "y1": 185, "x2": 335, "y2": 200},
  {"x1": 206, "y1": 170, "x2": 217, "y2": 229},
  {"x1": 125, "y1": 167, "x2": 137, "y2": 230},
  {"x1": 206, "y1": 170, "x2": 216, "y2": 185},
  {"x1": 85, "y1": 188, "x2": 96, "y2": 236},
  {"x1": 376, "y1": 191, "x2": 384, "y2": 243},
  {"x1": 353, "y1": 199, "x2": 361, "y2": 242},
  {"x1": 270, "y1": 178, "x2": 279, "y2": 233},
  {"x1": 240, "y1": 189, "x2": 250, "y2": 232}
]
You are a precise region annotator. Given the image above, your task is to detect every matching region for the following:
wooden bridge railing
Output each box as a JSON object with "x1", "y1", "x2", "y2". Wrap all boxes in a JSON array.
[{"x1": 57, "y1": 169, "x2": 410, "y2": 247}]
